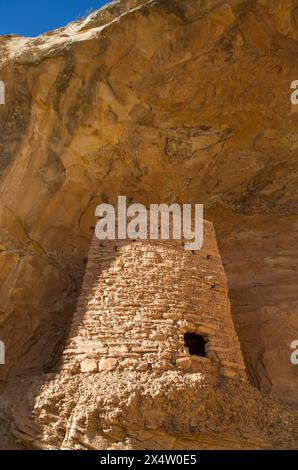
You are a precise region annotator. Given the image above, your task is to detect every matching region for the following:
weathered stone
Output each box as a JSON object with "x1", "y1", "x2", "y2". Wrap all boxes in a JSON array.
[
  {"x1": 221, "y1": 360, "x2": 246, "y2": 370},
  {"x1": 220, "y1": 367, "x2": 237, "y2": 379},
  {"x1": 136, "y1": 362, "x2": 149, "y2": 372},
  {"x1": 120, "y1": 358, "x2": 138, "y2": 369},
  {"x1": 98, "y1": 358, "x2": 118, "y2": 372},
  {"x1": 61, "y1": 220, "x2": 245, "y2": 381},
  {"x1": 152, "y1": 360, "x2": 174, "y2": 371},
  {"x1": 0, "y1": 0, "x2": 297, "y2": 451},
  {"x1": 80, "y1": 359, "x2": 98, "y2": 374},
  {"x1": 150, "y1": 333, "x2": 166, "y2": 341},
  {"x1": 176, "y1": 357, "x2": 192, "y2": 370}
]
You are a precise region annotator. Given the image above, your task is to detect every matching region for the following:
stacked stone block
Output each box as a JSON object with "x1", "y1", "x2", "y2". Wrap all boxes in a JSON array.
[{"x1": 62, "y1": 219, "x2": 246, "y2": 381}]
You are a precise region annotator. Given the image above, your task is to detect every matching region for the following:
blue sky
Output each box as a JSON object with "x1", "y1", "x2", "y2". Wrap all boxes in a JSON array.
[{"x1": 0, "y1": 0, "x2": 111, "y2": 37}]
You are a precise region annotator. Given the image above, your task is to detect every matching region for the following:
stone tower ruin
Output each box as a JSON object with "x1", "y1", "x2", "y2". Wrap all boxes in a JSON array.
[{"x1": 62, "y1": 218, "x2": 246, "y2": 382}]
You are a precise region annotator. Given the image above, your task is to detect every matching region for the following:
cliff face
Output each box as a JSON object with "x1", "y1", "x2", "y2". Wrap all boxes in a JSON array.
[{"x1": 0, "y1": 0, "x2": 297, "y2": 434}]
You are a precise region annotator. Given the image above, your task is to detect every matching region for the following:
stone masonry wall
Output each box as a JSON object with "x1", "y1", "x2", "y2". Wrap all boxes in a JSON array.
[{"x1": 62, "y1": 219, "x2": 246, "y2": 381}]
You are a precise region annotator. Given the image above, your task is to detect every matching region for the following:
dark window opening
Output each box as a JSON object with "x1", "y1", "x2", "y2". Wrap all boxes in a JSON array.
[{"x1": 184, "y1": 332, "x2": 207, "y2": 357}]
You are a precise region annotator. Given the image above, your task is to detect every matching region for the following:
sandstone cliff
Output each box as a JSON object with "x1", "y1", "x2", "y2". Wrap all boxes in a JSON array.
[{"x1": 0, "y1": 0, "x2": 298, "y2": 449}]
